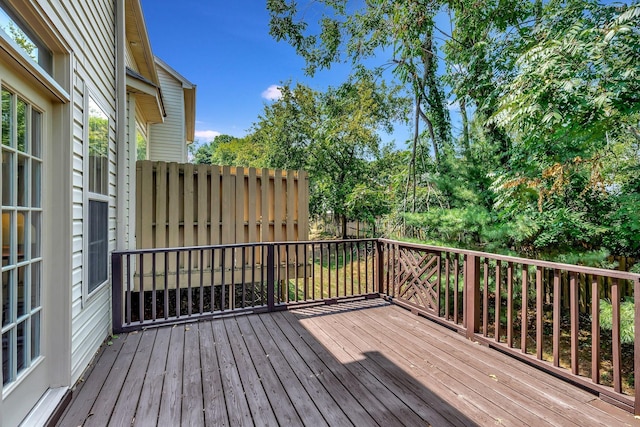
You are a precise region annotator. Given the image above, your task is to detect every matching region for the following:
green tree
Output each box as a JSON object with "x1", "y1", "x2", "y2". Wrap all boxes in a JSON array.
[
  {"x1": 190, "y1": 140, "x2": 213, "y2": 164},
  {"x1": 489, "y1": 1, "x2": 640, "y2": 256},
  {"x1": 248, "y1": 77, "x2": 408, "y2": 238},
  {"x1": 267, "y1": 0, "x2": 451, "y2": 212}
]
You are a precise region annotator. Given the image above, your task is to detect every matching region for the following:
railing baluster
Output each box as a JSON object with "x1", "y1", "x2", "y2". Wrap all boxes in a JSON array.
[
  {"x1": 327, "y1": 244, "x2": 331, "y2": 299},
  {"x1": 295, "y1": 243, "x2": 299, "y2": 302},
  {"x1": 126, "y1": 254, "x2": 132, "y2": 326},
  {"x1": 221, "y1": 248, "x2": 226, "y2": 311},
  {"x1": 536, "y1": 266, "x2": 543, "y2": 359},
  {"x1": 521, "y1": 264, "x2": 528, "y2": 353},
  {"x1": 634, "y1": 277, "x2": 640, "y2": 415},
  {"x1": 152, "y1": 253, "x2": 157, "y2": 321},
  {"x1": 553, "y1": 269, "x2": 561, "y2": 367},
  {"x1": 591, "y1": 275, "x2": 600, "y2": 384},
  {"x1": 445, "y1": 253, "x2": 450, "y2": 321},
  {"x1": 188, "y1": 250, "x2": 192, "y2": 316},
  {"x1": 175, "y1": 251, "x2": 181, "y2": 318},
  {"x1": 242, "y1": 246, "x2": 246, "y2": 308},
  {"x1": 357, "y1": 241, "x2": 361, "y2": 295},
  {"x1": 199, "y1": 249, "x2": 204, "y2": 314},
  {"x1": 350, "y1": 241, "x2": 354, "y2": 296},
  {"x1": 138, "y1": 253, "x2": 144, "y2": 324},
  {"x1": 495, "y1": 260, "x2": 501, "y2": 342},
  {"x1": 303, "y1": 243, "x2": 308, "y2": 301},
  {"x1": 454, "y1": 255, "x2": 459, "y2": 324},
  {"x1": 260, "y1": 245, "x2": 265, "y2": 306},
  {"x1": 231, "y1": 247, "x2": 236, "y2": 310},
  {"x1": 286, "y1": 243, "x2": 291, "y2": 302},
  {"x1": 335, "y1": 242, "x2": 340, "y2": 298},
  {"x1": 436, "y1": 253, "x2": 441, "y2": 317},
  {"x1": 267, "y1": 244, "x2": 275, "y2": 311},
  {"x1": 570, "y1": 272, "x2": 578, "y2": 375},
  {"x1": 342, "y1": 243, "x2": 347, "y2": 296},
  {"x1": 211, "y1": 248, "x2": 216, "y2": 312},
  {"x1": 164, "y1": 251, "x2": 169, "y2": 320},
  {"x1": 507, "y1": 262, "x2": 513, "y2": 348},
  {"x1": 483, "y1": 258, "x2": 489, "y2": 337},
  {"x1": 612, "y1": 279, "x2": 622, "y2": 393}
]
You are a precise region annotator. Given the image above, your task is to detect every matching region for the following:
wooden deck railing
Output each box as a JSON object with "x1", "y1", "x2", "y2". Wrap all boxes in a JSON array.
[
  {"x1": 112, "y1": 238, "x2": 640, "y2": 414},
  {"x1": 112, "y1": 239, "x2": 378, "y2": 333},
  {"x1": 377, "y1": 239, "x2": 640, "y2": 414}
]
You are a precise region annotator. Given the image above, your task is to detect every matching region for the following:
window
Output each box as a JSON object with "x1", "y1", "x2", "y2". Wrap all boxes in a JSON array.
[
  {"x1": 86, "y1": 97, "x2": 109, "y2": 294},
  {"x1": 0, "y1": 1, "x2": 52, "y2": 73},
  {"x1": 1, "y1": 87, "x2": 43, "y2": 386}
]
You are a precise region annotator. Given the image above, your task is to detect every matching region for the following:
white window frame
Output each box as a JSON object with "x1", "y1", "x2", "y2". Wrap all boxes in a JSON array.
[
  {"x1": 83, "y1": 90, "x2": 110, "y2": 301},
  {"x1": 1, "y1": 84, "x2": 45, "y2": 390}
]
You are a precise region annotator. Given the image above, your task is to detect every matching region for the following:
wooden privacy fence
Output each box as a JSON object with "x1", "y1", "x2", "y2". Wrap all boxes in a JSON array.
[{"x1": 135, "y1": 161, "x2": 309, "y2": 289}]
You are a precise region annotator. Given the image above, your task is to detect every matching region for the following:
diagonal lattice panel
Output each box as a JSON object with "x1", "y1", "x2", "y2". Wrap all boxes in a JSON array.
[{"x1": 393, "y1": 247, "x2": 441, "y2": 312}]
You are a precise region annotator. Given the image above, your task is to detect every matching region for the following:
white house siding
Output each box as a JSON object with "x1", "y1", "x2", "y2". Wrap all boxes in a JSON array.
[
  {"x1": 149, "y1": 66, "x2": 187, "y2": 162},
  {"x1": 39, "y1": 0, "x2": 119, "y2": 384}
]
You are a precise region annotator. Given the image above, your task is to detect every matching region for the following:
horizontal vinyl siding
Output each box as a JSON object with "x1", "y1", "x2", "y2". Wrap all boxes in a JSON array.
[
  {"x1": 149, "y1": 67, "x2": 186, "y2": 162},
  {"x1": 43, "y1": 0, "x2": 118, "y2": 383}
]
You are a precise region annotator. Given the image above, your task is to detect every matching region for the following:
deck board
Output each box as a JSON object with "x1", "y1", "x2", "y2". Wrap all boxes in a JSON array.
[
  {"x1": 132, "y1": 326, "x2": 170, "y2": 427},
  {"x1": 223, "y1": 317, "x2": 279, "y2": 427},
  {"x1": 235, "y1": 315, "x2": 303, "y2": 426},
  {"x1": 84, "y1": 331, "x2": 142, "y2": 427},
  {"x1": 157, "y1": 325, "x2": 184, "y2": 425},
  {"x1": 211, "y1": 317, "x2": 254, "y2": 426},
  {"x1": 248, "y1": 312, "x2": 330, "y2": 426},
  {"x1": 58, "y1": 299, "x2": 640, "y2": 427},
  {"x1": 110, "y1": 329, "x2": 157, "y2": 427},
  {"x1": 358, "y1": 304, "x2": 612, "y2": 425},
  {"x1": 344, "y1": 304, "x2": 573, "y2": 426},
  {"x1": 275, "y1": 311, "x2": 412, "y2": 426},
  {"x1": 182, "y1": 324, "x2": 205, "y2": 427},
  {"x1": 198, "y1": 321, "x2": 229, "y2": 427},
  {"x1": 59, "y1": 333, "x2": 127, "y2": 427}
]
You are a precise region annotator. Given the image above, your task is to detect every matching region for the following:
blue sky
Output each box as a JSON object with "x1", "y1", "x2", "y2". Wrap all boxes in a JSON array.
[{"x1": 141, "y1": 0, "x2": 384, "y2": 145}]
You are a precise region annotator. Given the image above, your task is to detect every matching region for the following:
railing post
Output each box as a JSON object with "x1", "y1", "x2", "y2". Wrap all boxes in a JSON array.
[
  {"x1": 464, "y1": 254, "x2": 481, "y2": 340},
  {"x1": 376, "y1": 240, "x2": 384, "y2": 295},
  {"x1": 111, "y1": 252, "x2": 123, "y2": 334},
  {"x1": 634, "y1": 277, "x2": 640, "y2": 415},
  {"x1": 267, "y1": 244, "x2": 275, "y2": 311}
]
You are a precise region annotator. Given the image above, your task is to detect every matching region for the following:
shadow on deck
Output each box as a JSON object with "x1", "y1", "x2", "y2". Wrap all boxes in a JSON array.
[{"x1": 58, "y1": 299, "x2": 638, "y2": 426}]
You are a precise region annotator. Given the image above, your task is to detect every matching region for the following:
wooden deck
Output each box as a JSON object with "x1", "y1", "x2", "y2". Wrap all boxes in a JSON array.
[{"x1": 57, "y1": 299, "x2": 639, "y2": 426}]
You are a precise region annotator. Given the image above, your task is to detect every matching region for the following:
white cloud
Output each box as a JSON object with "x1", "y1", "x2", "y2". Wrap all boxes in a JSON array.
[
  {"x1": 261, "y1": 84, "x2": 283, "y2": 101},
  {"x1": 194, "y1": 130, "x2": 221, "y2": 141},
  {"x1": 447, "y1": 99, "x2": 460, "y2": 112}
]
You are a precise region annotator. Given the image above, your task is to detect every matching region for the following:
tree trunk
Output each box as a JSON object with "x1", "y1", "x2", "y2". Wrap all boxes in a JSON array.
[
  {"x1": 341, "y1": 214, "x2": 348, "y2": 239},
  {"x1": 460, "y1": 97, "x2": 470, "y2": 153}
]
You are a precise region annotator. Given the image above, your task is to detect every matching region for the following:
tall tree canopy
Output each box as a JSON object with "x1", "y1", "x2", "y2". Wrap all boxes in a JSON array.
[{"x1": 265, "y1": 0, "x2": 640, "y2": 260}]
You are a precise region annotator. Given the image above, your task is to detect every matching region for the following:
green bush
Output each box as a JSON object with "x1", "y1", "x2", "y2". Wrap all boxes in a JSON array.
[{"x1": 599, "y1": 298, "x2": 634, "y2": 344}]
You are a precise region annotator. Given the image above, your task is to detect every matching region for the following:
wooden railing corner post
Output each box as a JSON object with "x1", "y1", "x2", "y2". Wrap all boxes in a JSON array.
[
  {"x1": 267, "y1": 244, "x2": 275, "y2": 311},
  {"x1": 111, "y1": 252, "x2": 123, "y2": 334},
  {"x1": 634, "y1": 278, "x2": 640, "y2": 415},
  {"x1": 464, "y1": 254, "x2": 481, "y2": 339}
]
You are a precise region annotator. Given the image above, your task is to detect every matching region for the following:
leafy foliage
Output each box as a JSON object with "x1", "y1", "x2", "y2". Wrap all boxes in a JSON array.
[
  {"x1": 224, "y1": 1, "x2": 640, "y2": 269},
  {"x1": 599, "y1": 298, "x2": 635, "y2": 344}
]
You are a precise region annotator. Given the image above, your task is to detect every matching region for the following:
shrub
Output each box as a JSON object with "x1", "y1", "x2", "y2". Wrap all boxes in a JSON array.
[{"x1": 599, "y1": 298, "x2": 634, "y2": 344}]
